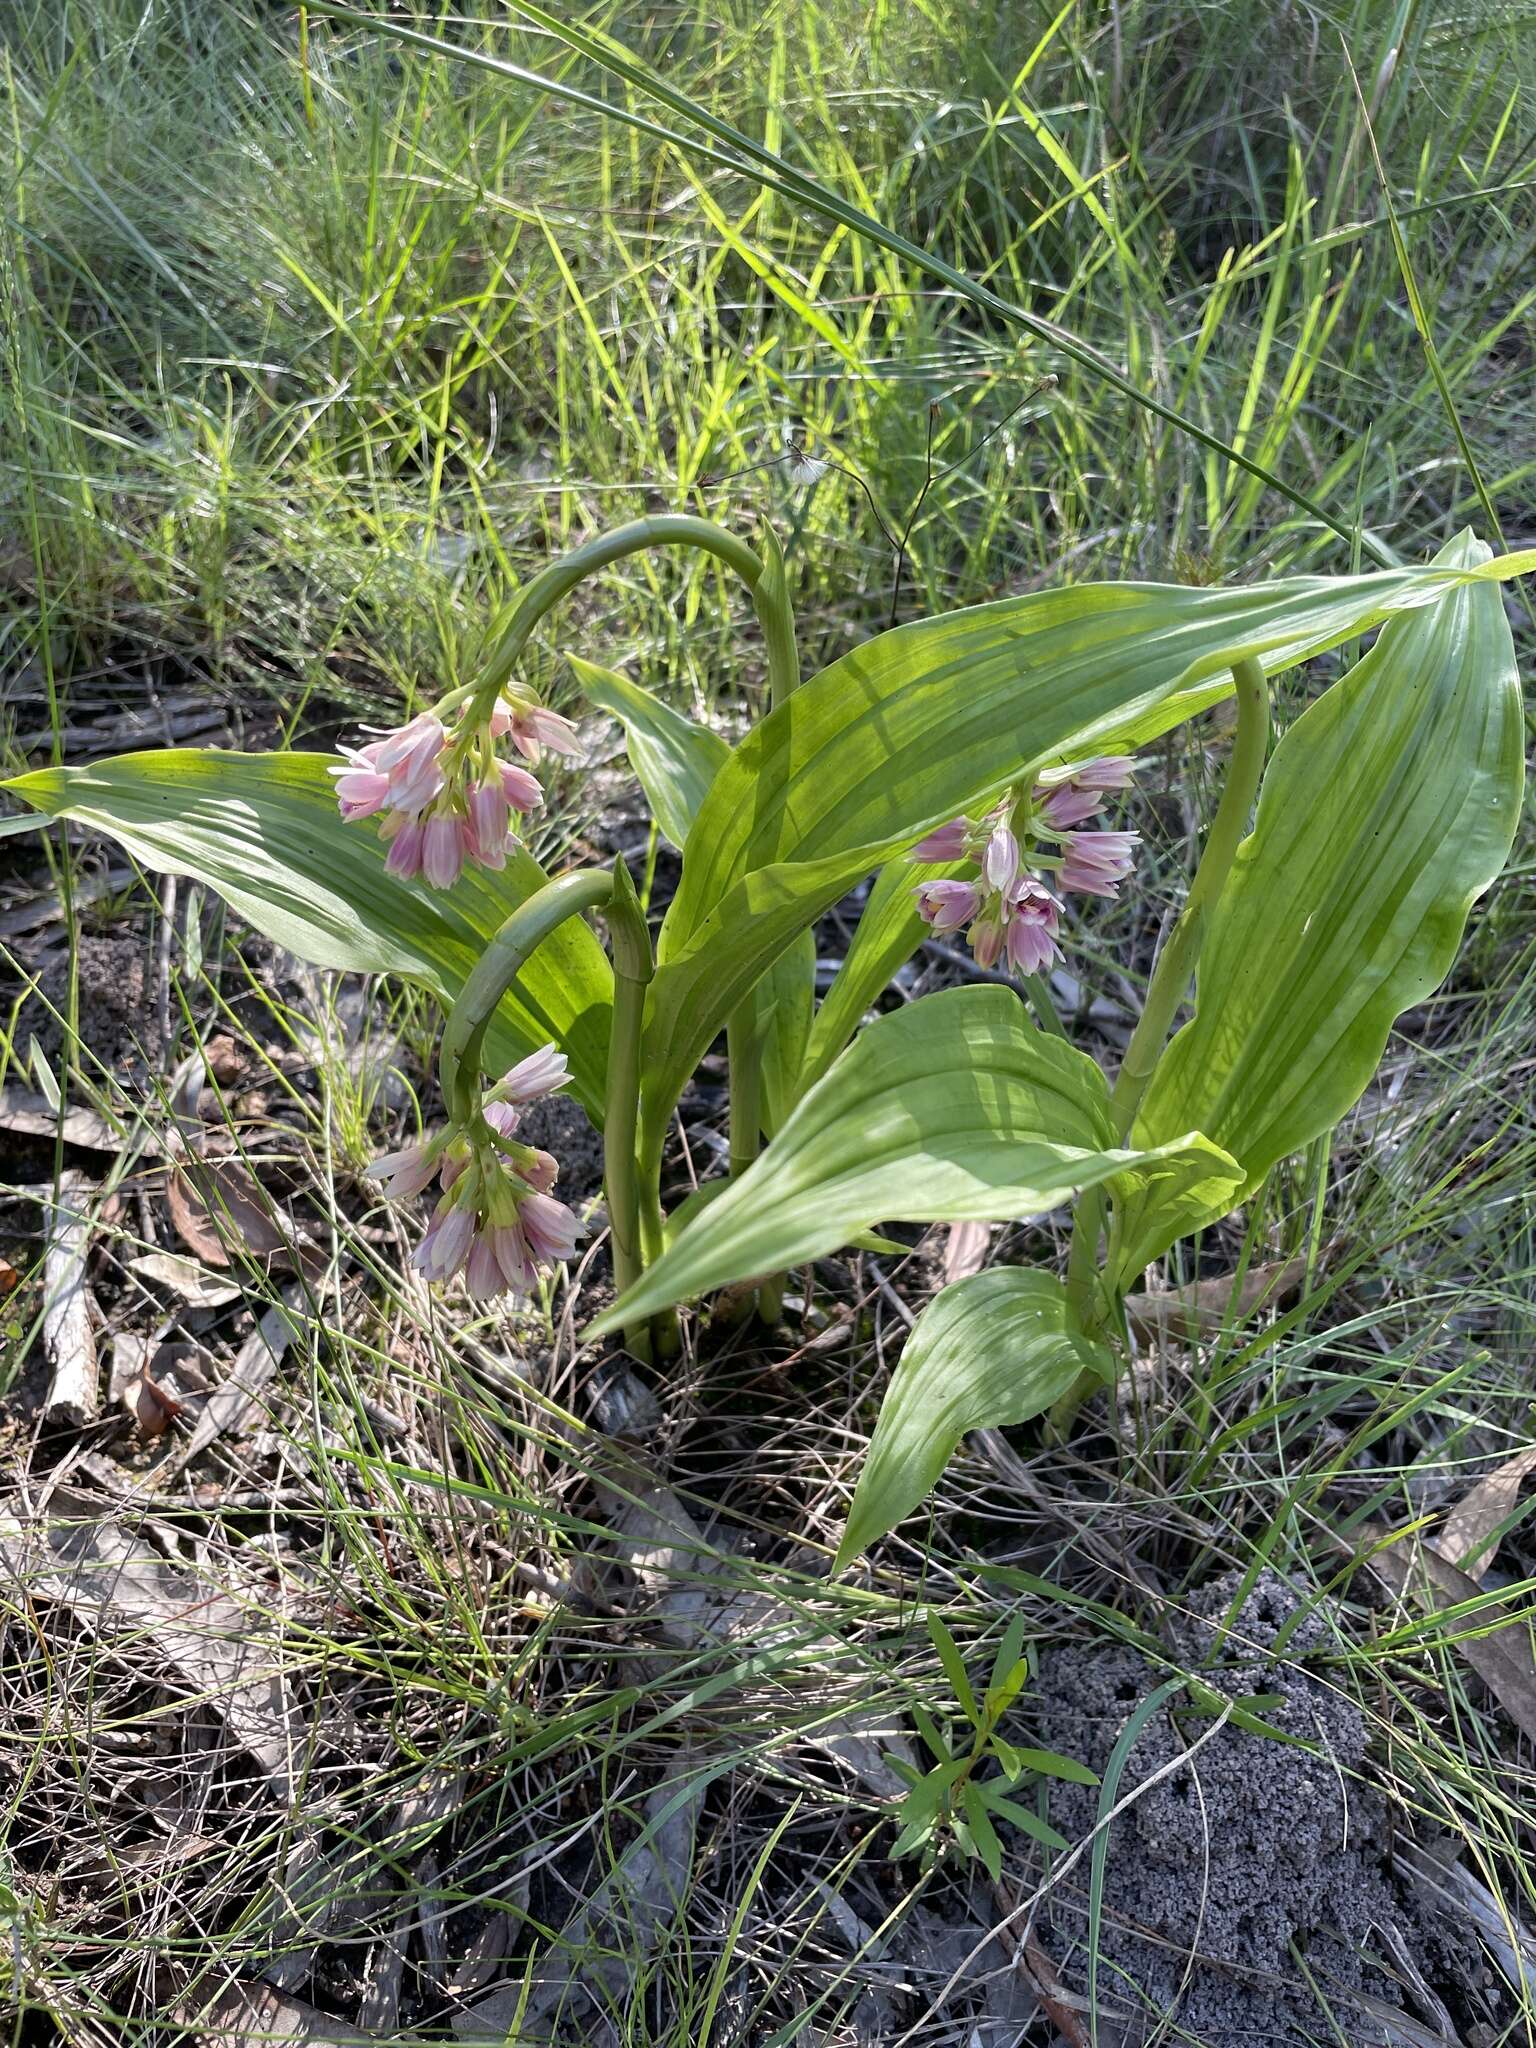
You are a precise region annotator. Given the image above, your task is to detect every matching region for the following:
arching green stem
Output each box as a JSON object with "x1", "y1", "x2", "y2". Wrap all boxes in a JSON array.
[
  {"x1": 471, "y1": 514, "x2": 773, "y2": 716},
  {"x1": 1060, "y1": 658, "x2": 1272, "y2": 1398},
  {"x1": 438, "y1": 863, "x2": 662, "y2": 1356},
  {"x1": 440, "y1": 869, "x2": 615, "y2": 1125}
]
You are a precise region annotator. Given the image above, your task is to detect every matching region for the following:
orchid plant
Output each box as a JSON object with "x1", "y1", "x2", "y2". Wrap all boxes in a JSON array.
[{"x1": 8, "y1": 514, "x2": 1526, "y2": 1561}]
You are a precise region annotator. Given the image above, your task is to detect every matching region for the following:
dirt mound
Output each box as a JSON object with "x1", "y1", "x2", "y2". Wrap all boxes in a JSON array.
[{"x1": 1026, "y1": 1570, "x2": 1423, "y2": 2046}]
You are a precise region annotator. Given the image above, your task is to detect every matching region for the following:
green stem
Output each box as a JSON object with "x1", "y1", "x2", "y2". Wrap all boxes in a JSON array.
[
  {"x1": 1106, "y1": 657, "x2": 1271, "y2": 1142},
  {"x1": 602, "y1": 859, "x2": 654, "y2": 1333},
  {"x1": 473, "y1": 513, "x2": 772, "y2": 712},
  {"x1": 439, "y1": 869, "x2": 615, "y2": 1125},
  {"x1": 1059, "y1": 657, "x2": 1271, "y2": 1412}
]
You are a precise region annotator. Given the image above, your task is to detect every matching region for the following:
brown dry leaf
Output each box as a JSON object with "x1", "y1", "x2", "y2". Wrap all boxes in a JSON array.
[
  {"x1": 0, "y1": 1085, "x2": 122, "y2": 1153},
  {"x1": 1126, "y1": 1256, "x2": 1305, "y2": 1345},
  {"x1": 0, "y1": 1496, "x2": 301, "y2": 1798},
  {"x1": 1356, "y1": 1521, "x2": 1536, "y2": 1744},
  {"x1": 1435, "y1": 1445, "x2": 1536, "y2": 1576},
  {"x1": 128, "y1": 1249, "x2": 243, "y2": 1309},
  {"x1": 42, "y1": 1169, "x2": 99, "y2": 1427},
  {"x1": 187, "y1": 1981, "x2": 373, "y2": 2045},
  {"x1": 146, "y1": 1291, "x2": 299, "y2": 1482},
  {"x1": 128, "y1": 1372, "x2": 184, "y2": 1439},
  {"x1": 942, "y1": 1218, "x2": 990, "y2": 1284},
  {"x1": 167, "y1": 1157, "x2": 293, "y2": 1268},
  {"x1": 0, "y1": 1256, "x2": 17, "y2": 1295}
]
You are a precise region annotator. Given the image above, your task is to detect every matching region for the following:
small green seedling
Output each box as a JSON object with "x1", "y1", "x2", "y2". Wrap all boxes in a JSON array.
[{"x1": 885, "y1": 1612, "x2": 1098, "y2": 1881}]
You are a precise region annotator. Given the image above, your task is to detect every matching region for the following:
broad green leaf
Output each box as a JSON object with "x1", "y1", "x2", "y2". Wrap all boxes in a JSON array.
[
  {"x1": 836, "y1": 1268, "x2": 1113, "y2": 1567},
  {"x1": 564, "y1": 659, "x2": 810, "y2": 1131},
  {"x1": 640, "y1": 546, "x2": 1536, "y2": 1154},
  {"x1": 1114, "y1": 532, "x2": 1525, "y2": 1283},
  {"x1": 2, "y1": 751, "x2": 614, "y2": 1120},
  {"x1": 600, "y1": 984, "x2": 1235, "y2": 1333},
  {"x1": 976, "y1": 1789, "x2": 1069, "y2": 1852},
  {"x1": 756, "y1": 930, "x2": 816, "y2": 1134},
  {"x1": 570, "y1": 653, "x2": 728, "y2": 851},
  {"x1": 799, "y1": 856, "x2": 964, "y2": 1097}
]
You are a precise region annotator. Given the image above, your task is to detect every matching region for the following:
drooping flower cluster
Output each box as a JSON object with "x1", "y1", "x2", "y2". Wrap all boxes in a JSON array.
[
  {"x1": 369, "y1": 1044, "x2": 584, "y2": 1301},
  {"x1": 332, "y1": 694, "x2": 581, "y2": 890},
  {"x1": 909, "y1": 756, "x2": 1140, "y2": 975}
]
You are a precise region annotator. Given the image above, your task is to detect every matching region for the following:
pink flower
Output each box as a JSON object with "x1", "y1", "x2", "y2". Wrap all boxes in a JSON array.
[
  {"x1": 371, "y1": 713, "x2": 447, "y2": 816},
  {"x1": 412, "y1": 1198, "x2": 476, "y2": 1282},
  {"x1": 499, "y1": 761, "x2": 544, "y2": 813},
  {"x1": 1035, "y1": 755, "x2": 1138, "y2": 794},
  {"x1": 1003, "y1": 883, "x2": 1061, "y2": 975},
  {"x1": 329, "y1": 743, "x2": 392, "y2": 821},
  {"x1": 523, "y1": 1149, "x2": 560, "y2": 1194},
  {"x1": 983, "y1": 822, "x2": 1020, "y2": 896},
  {"x1": 909, "y1": 818, "x2": 973, "y2": 863},
  {"x1": 464, "y1": 1235, "x2": 505, "y2": 1300},
  {"x1": 914, "y1": 879, "x2": 981, "y2": 934},
  {"x1": 367, "y1": 1139, "x2": 440, "y2": 1199},
  {"x1": 1037, "y1": 783, "x2": 1105, "y2": 830},
  {"x1": 383, "y1": 819, "x2": 426, "y2": 879},
  {"x1": 490, "y1": 1219, "x2": 539, "y2": 1296},
  {"x1": 495, "y1": 700, "x2": 581, "y2": 764},
  {"x1": 483, "y1": 1101, "x2": 520, "y2": 1142},
  {"x1": 969, "y1": 909, "x2": 1006, "y2": 970},
  {"x1": 519, "y1": 1189, "x2": 581, "y2": 1262},
  {"x1": 500, "y1": 1044, "x2": 569, "y2": 1103},
  {"x1": 1058, "y1": 830, "x2": 1139, "y2": 899},
  {"x1": 422, "y1": 813, "x2": 464, "y2": 890},
  {"x1": 464, "y1": 784, "x2": 510, "y2": 870}
]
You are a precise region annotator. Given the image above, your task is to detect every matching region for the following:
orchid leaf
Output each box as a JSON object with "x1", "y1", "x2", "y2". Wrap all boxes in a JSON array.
[
  {"x1": 639, "y1": 545, "x2": 1536, "y2": 1155},
  {"x1": 837, "y1": 1268, "x2": 1114, "y2": 1567},
  {"x1": 2, "y1": 750, "x2": 615, "y2": 1119},
  {"x1": 1115, "y1": 531, "x2": 1525, "y2": 1283},
  {"x1": 570, "y1": 654, "x2": 727, "y2": 851},
  {"x1": 598, "y1": 984, "x2": 1239, "y2": 1332}
]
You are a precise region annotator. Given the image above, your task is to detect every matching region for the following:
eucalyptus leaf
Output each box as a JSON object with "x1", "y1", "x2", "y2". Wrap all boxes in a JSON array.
[
  {"x1": 599, "y1": 984, "x2": 1237, "y2": 1333},
  {"x1": 1115, "y1": 531, "x2": 1525, "y2": 1282},
  {"x1": 641, "y1": 548, "x2": 1536, "y2": 1154},
  {"x1": 837, "y1": 1268, "x2": 1114, "y2": 1567},
  {"x1": 2, "y1": 750, "x2": 615, "y2": 1119}
]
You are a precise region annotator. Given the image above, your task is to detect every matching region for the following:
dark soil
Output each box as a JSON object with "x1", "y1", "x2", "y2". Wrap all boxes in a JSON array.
[{"x1": 1023, "y1": 1568, "x2": 1477, "y2": 2047}]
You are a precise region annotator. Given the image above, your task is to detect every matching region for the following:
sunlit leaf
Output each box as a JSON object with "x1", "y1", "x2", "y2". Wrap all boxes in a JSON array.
[
  {"x1": 570, "y1": 653, "x2": 728, "y2": 851},
  {"x1": 599, "y1": 984, "x2": 1236, "y2": 1333},
  {"x1": 836, "y1": 1267, "x2": 1113, "y2": 1567},
  {"x1": 3, "y1": 751, "x2": 614, "y2": 1119},
  {"x1": 1115, "y1": 532, "x2": 1525, "y2": 1282},
  {"x1": 639, "y1": 547, "x2": 1535, "y2": 1156}
]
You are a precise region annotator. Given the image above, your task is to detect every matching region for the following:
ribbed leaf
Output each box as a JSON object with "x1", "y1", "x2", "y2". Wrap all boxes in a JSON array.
[
  {"x1": 570, "y1": 652, "x2": 809, "y2": 1133},
  {"x1": 837, "y1": 1268, "x2": 1113, "y2": 1566},
  {"x1": 2, "y1": 751, "x2": 615, "y2": 1119},
  {"x1": 798, "y1": 856, "x2": 960, "y2": 1098},
  {"x1": 640, "y1": 548, "x2": 1535, "y2": 1154},
  {"x1": 570, "y1": 654, "x2": 728, "y2": 851},
  {"x1": 596, "y1": 984, "x2": 1239, "y2": 1332},
  {"x1": 1115, "y1": 532, "x2": 1525, "y2": 1282}
]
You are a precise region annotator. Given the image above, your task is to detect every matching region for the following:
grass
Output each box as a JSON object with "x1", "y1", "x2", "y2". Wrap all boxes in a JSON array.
[{"x1": 2, "y1": 0, "x2": 1536, "y2": 2042}]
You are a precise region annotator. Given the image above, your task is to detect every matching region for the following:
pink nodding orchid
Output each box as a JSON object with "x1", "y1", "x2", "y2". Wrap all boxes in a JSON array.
[
  {"x1": 1003, "y1": 882, "x2": 1062, "y2": 975},
  {"x1": 904, "y1": 755, "x2": 1139, "y2": 975},
  {"x1": 334, "y1": 693, "x2": 572, "y2": 890},
  {"x1": 421, "y1": 812, "x2": 465, "y2": 890},
  {"x1": 1058, "y1": 829, "x2": 1140, "y2": 900},
  {"x1": 908, "y1": 817, "x2": 974, "y2": 863},
  {"x1": 914, "y1": 879, "x2": 981, "y2": 935},
  {"x1": 375, "y1": 1038, "x2": 582, "y2": 1301}
]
